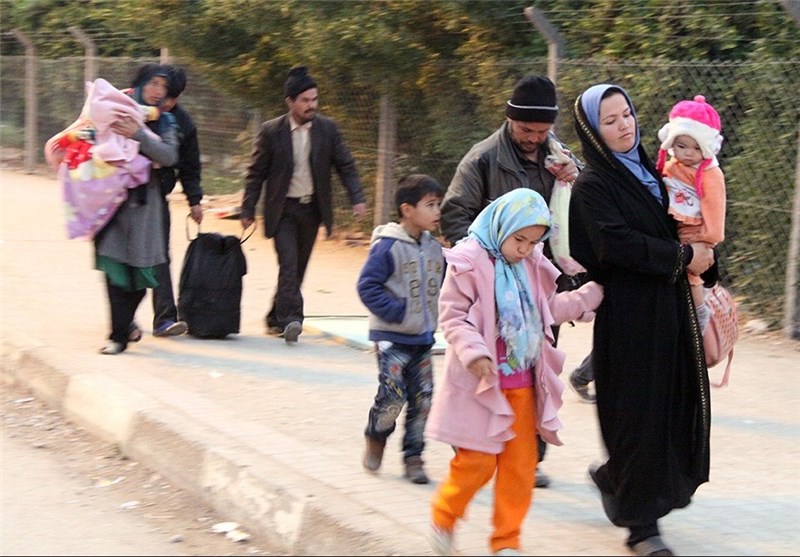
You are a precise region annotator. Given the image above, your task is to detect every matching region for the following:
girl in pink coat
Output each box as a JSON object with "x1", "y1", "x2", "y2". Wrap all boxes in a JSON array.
[{"x1": 425, "y1": 188, "x2": 603, "y2": 556}]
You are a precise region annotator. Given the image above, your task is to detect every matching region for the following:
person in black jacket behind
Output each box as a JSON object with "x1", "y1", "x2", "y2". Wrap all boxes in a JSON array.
[{"x1": 149, "y1": 64, "x2": 204, "y2": 338}]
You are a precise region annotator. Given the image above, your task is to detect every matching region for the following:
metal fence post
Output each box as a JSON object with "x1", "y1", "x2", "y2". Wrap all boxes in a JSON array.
[
  {"x1": 785, "y1": 119, "x2": 800, "y2": 340},
  {"x1": 523, "y1": 6, "x2": 564, "y2": 86},
  {"x1": 67, "y1": 26, "x2": 96, "y2": 85},
  {"x1": 779, "y1": 0, "x2": 800, "y2": 25},
  {"x1": 779, "y1": 0, "x2": 799, "y2": 339},
  {"x1": 10, "y1": 29, "x2": 38, "y2": 173},
  {"x1": 249, "y1": 109, "x2": 264, "y2": 218},
  {"x1": 374, "y1": 94, "x2": 396, "y2": 227}
]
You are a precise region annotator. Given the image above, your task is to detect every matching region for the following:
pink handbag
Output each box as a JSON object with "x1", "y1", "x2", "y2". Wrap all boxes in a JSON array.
[{"x1": 702, "y1": 284, "x2": 739, "y2": 387}]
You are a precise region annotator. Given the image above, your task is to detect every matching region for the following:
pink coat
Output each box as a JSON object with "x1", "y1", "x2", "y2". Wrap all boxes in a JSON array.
[{"x1": 425, "y1": 238, "x2": 603, "y2": 454}]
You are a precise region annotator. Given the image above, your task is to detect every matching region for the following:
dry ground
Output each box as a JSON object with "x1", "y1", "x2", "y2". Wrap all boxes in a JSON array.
[{"x1": 1, "y1": 379, "x2": 287, "y2": 557}]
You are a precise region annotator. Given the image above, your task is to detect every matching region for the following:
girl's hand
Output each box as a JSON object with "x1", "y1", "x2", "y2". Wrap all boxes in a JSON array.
[{"x1": 467, "y1": 357, "x2": 494, "y2": 380}]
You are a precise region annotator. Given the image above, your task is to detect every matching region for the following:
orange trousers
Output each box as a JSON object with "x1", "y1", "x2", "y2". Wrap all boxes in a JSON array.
[{"x1": 431, "y1": 387, "x2": 539, "y2": 553}]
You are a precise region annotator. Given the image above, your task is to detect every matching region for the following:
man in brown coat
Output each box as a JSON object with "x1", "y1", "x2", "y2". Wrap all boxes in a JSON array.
[{"x1": 241, "y1": 66, "x2": 367, "y2": 343}]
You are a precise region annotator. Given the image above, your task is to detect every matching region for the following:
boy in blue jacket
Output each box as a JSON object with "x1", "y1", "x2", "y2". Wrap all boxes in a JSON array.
[{"x1": 357, "y1": 174, "x2": 445, "y2": 484}]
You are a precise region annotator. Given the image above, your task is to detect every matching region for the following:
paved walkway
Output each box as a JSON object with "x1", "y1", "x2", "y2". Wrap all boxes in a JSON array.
[{"x1": 1, "y1": 168, "x2": 799, "y2": 556}]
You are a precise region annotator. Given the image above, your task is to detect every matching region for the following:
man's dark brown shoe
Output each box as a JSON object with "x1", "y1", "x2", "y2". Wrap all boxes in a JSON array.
[
  {"x1": 404, "y1": 455, "x2": 430, "y2": 484},
  {"x1": 363, "y1": 436, "x2": 386, "y2": 472}
]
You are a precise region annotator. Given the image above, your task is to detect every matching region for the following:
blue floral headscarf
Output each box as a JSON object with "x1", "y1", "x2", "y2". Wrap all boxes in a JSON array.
[{"x1": 467, "y1": 188, "x2": 552, "y2": 370}]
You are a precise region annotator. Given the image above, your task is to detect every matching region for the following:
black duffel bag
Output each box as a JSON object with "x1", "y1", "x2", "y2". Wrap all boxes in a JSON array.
[{"x1": 177, "y1": 218, "x2": 253, "y2": 338}]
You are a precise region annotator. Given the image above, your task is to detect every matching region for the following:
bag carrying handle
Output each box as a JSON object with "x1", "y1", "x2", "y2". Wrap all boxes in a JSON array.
[
  {"x1": 711, "y1": 349, "x2": 733, "y2": 388},
  {"x1": 185, "y1": 214, "x2": 256, "y2": 245}
]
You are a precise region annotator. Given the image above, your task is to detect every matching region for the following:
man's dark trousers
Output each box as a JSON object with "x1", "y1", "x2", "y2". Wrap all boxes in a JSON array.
[{"x1": 266, "y1": 197, "x2": 322, "y2": 330}]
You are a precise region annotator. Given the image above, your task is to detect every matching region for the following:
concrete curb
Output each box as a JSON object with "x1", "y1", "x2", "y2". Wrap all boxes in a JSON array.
[{"x1": 1, "y1": 335, "x2": 418, "y2": 555}]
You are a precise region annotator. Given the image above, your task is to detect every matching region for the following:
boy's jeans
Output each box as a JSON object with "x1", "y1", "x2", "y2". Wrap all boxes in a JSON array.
[{"x1": 364, "y1": 341, "x2": 434, "y2": 460}]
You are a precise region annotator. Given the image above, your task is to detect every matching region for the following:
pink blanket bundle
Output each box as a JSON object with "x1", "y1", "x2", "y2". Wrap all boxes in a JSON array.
[
  {"x1": 44, "y1": 78, "x2": 160, "y2": 239},
  {"x1": 59, "y1": 154, "x2": 152, "y2": 240}
]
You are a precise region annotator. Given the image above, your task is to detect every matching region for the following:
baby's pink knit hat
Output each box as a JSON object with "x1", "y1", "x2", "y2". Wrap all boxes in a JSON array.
[{"x1": 656, "y1": 95, "x2": 723, "y2": 197}]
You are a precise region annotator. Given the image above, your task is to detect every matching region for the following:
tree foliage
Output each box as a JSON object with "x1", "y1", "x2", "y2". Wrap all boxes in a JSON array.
[
  {"x1": 4, "y1": 1, "x2": 797, "y2": 103},
  {"x1": 3, "y1": 0, "x2": 797, "y2": 171},
  {"x1": 5, "y1": 0, "x2": 796, "y2": 198}
]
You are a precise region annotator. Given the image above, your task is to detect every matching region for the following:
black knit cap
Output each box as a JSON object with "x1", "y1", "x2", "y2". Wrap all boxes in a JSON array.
[
  {"x1": 284, "y1": 66, "x2": 317, "y2": 99},
  {"x1": 505, "y1": 75, "x2": 558, "y2": 123}
]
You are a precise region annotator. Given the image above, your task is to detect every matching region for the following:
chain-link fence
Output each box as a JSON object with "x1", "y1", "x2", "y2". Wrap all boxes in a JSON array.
[{"x1": 1, "y1": 54, "x2": 798, "y2": 335}]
